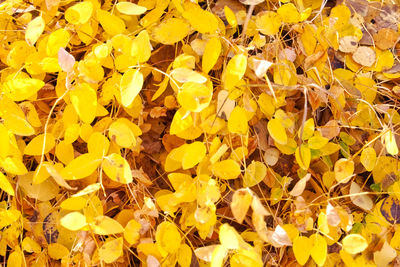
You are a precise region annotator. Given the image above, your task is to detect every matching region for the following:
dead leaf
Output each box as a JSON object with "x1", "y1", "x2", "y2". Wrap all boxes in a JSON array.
[
  {"x1": 349, "y1": 182, "x2": 373, "y2": 211},
  {"x1": 352, "y1": 46, "x2": 376, "y2": 67}
]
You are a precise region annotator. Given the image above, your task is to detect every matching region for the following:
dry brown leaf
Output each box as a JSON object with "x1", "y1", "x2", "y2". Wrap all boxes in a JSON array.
[
  {"x1": 349, "y1": 182, "x2": 373, "y2": 211},
  {"x1": 339, "y1": 36, "x2": 358, "y2": 53},
  {"x1": 352, "y1": 46, "x2": 376, "y2": 67},
  {"x1": 289, "y1": 173, "x2": 311, "y2": 197},
  {"x1": 326, "y1": 202, "x2": 340, "y2": 226},
  {"x1": 319, "y1": 120, "x2": 340, "y2": 140},
  {"x1": 373, "y1": 28, "x2": 399, "y2": 50}
]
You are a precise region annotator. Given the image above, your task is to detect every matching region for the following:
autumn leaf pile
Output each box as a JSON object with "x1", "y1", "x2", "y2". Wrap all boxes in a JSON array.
[{"x1": 1, "y1": 0, "x2": 400, "y2": 265}]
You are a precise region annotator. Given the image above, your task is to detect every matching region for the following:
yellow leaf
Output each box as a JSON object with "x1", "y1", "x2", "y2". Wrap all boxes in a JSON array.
[
  {"x1": 384, "y1": 130, "x2": 398, "y2": 156},
  {"x1": 231, "y1": 189, "x2": 252, "y2": 224},
  {"x1": 87, "y1": 132, "x2": 110, "y2": 158},
  {"x1": 120, "y1": 69, "x2": 143, "y2": 107},
  {"x1": 7, "y1": 250, "x2": 23, "y2": 267},
  {"x1": 310, "y1": 234, "x2": 327, "y2": 266},
  {"x1": 230, "y1": 146, "x2": 247, "y2": 163},
  {"x1": 60, "y1": 212, "x2": 87, "y2": 231},
  {"x1": 390, "y1": 228, "x2": 400, "y2": 249},
  {"x1": 167, "y1": 173, "x2": 192, "y2": 192},
  {"x1": 268, "y1": 118, "x2": 287, "y2": 145},
  {"x1": 219, "y1": 224, "x2": 240, "y2": 250},
  {"x1": 210, "y1": 159, "x2": 241, "y2": 180},
  {"x1": 300, "y1": 118, "x2": 315, "y2": 140},
  {"x1": 108, "y1": 119, "x2": 136, "y2": 148},
  {"x1": 270, "y1": 187, "x2": 283, "y2": 205},
  {"x1": 334, "y1": 158, "x2": 354, "y2": 183},
  {"x1": 97, "y1": 9, "x2": 126, "y2": 36},
  {"x1": 183, "y1": 2, "x2": 218, "y2": 34},
  {"x1": 65, "y1": 1, "x2": 93, "y2": 24},
  {"x1": 64, "y1": 123, "x2": 80, "y2": 144},
  {"x1": 3, "y1": 78, "x2": 44, "y2": 101},
  {"x1": 243, "y1": 161, "x2": 267, "y2": 187},
  {"x1": 295, "y1": 144, "x2": 311, "y2": 170},
  {"x1": 22, "y1": 237, "x2": 41, "y2": 253},
  {"x1": 228, "y1": 106, "x2": 248, "y2": 135},
  {"x1": 7, "y1": 41, "x2": 34, "y2": 69},
  {"x1": 99, "y1": 238, "x2": 124, "y2": 263},
  {"x1": 171, "y1": 68, "x2": 207, "y2": 84},
  {"x1": 182, "y1": 141, "x2": 206, "y2": 169},
  {"x1": 354, "y1": 76, "x2": 376, "y2": 104},
  {"x1": 1, "y1": 157, "x2": 28, "y2": 175},
  {"x1": 70, "y1": 83, "x2": 97, "y2": 124},
  {"x1": 293, "y1": 236, "x2": 312, "y2": 265},
  {"x1": 131, "y1": 30, "x2": 151, "y2": 63},
  {"x1": 258, "y1": 93, "x2": 275, "y2": 117},
  {"x1": 202, "y1": 37, "x2": 221, "y2": 74},
  {"x1": 177, "y1": 82, "x2": 212, "y2": 112},
  {"x1": 25, "y1": 16, "x2": 45, "y2": 46},
  {"x1": 360, "y1": 147, "x2": 376, "y2": 172},
  {"x1": 83, "y1": 195, "x2": 103, "y2": 220},
  {"x1": 61, "y1": 153, "x2": 101, "y2": 180},
  {"x1": 342, "y1": 234, "x2": 368, "y2": 254},
  {"x1": 273, "y1": 60, "x2": 297, "y2": 86},
  {"x1": 156, "y1": 221, "x2": 181, "y2": 254},
  {"x1": 19, "y1": 101, "x2": 41, "y2": 128},
  {"x1": 165, "y1": 144, "x2": 189, "y2": 172},
  {"x1": 91, "y1": 215, "x2": 124, "y2": 235},
  {"x1": 210, "y1": 143, "x2": 228, "y2": 164},
  {"x1": 0, "y1": 209, "x2": 21, "y2": 229},
  {"x1": 18, "y1": 172, "x2": 59, "y2": 201},
  {"x1": 102, "y1": 153, "x2": 133, "y2": 184},
  {"x1": 46, "y1": 28, "x2": 70, "y2": 56},
  {"x1": 3, "y1": 112, "x2": 34, "y2": 136},
  {"x1": 116, "y1": 1, "x2": 147, "y2": 15},
  {"x1": 282, "y1": 224, "x2": 299, "y2": 242},
  {"x1": 329, "y1": 4, "x2": 351, "y2": 30},
  {"x1": 224, "y1": 6, "x2": 237, "y2": 27},
  {"x1": 300, "y1": 8, "x2": 312, "y2": 21},
  {"x1": 178, "y1": 244, "x2": 192, "y2": 267},
  {"x1": 124, "y1": 219, "x2": 141, "y2": 245},
  {"x1": 255, "y1": 11, "x2": 282, "y2": 35},
  {"x1": 277, "y1": 3, "x2": 300, "y2": 23},
  {"x1": 211, "y1": 245, "x2": 228, "y2": 267},
  {"x1": 275, "y1": 137, "x2": 297, "y2": 155},
  {"x1": 54, "y1": 141, "x2": 74, "y2": 166},
  {"x1": 170, "y1": 113, "x2": 202, "y2": 140},
  {"x1": 308, "y1": 135, "x2": 329, "y2": 150},
  {"x1": 152, "y1": 18, "x2": 190, "y2": 45},
  {"x1": 60, "y1": 196, "x2": 87, "y2": 210},
  {"x1": 48, "y1": 243, "x2": 69, "y2": 260},
  {"x1": 0, "y1": 123, "x2": 9, "y2": 159},
  {"x1": 224, "y1": 54, "x2": 247, "y2": 90},
  {"x1": 320, "y1": 142, "x2": 341, "y2": 156},
  {"x1": 0, "y1": 172, "x2": 14, "y2": 196},
  {"x1": 372, "y1": 156, "x2": 400, "y2": 184},
  {"x1": 230, "y1": 249, "x2": 263, "y2": 267},
  {"x1": 72, "y1": 183, "x2": 101, "y2": 197},
  {"x1": 24, "y1": 133, "x2": 55, "y2": 156},
  {"x1": 156, "y1": 190, "x2": 178, "y2": 214}
]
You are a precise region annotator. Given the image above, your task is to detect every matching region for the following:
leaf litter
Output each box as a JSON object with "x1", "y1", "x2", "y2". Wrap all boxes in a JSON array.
[{"x1": 0, "y1": 0, "x2": 399, "y2": 266}]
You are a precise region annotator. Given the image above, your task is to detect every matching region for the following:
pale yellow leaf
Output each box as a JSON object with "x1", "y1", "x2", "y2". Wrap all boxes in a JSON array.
[
  {"x1": 342, "y1": 234, "x2": 368, "y2": 254},
  {"x1": 60, "y1": 212, "x2": 87, "y2": 231}
]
